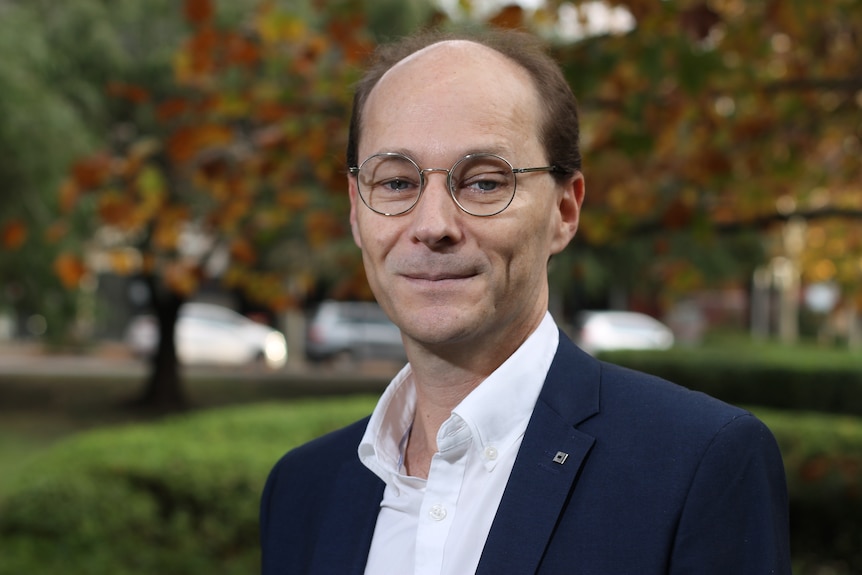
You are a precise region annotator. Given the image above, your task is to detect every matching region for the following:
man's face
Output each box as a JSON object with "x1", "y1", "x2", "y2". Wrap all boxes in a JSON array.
[{"x1": 349, "y1": 41, "x2": 583, "y2": 363}]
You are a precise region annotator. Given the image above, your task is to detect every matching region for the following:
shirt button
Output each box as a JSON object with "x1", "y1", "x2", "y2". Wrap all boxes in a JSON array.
[
  {"x1": 429, "y1": 504, "x2": 447, "y2": 521},
  {"x1": 484, "y1": 446, "x2": 498, "y2": 461}
]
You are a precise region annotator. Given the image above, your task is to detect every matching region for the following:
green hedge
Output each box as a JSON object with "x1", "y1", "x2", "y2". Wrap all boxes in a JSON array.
[
  {"x1": 0, "y1": 397, "x2": 377, "y2": 575},
  {"x1": 757, "y1": 408, "x2": 862, "y2": 573},
  {"x1": 1, "y1": 398, "x2": 860, "y2": 574},
  {"x1": 599, "y1": 346, "x2": 862, "y2": 416}
]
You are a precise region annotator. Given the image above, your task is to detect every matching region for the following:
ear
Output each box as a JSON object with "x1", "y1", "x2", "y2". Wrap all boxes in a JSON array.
[
  {"x1": 348, "y1": 175, "x2": 363, "y2": 248},
  {"x1": 549, "y1": 171, "x2": 585, "y2": 255}
]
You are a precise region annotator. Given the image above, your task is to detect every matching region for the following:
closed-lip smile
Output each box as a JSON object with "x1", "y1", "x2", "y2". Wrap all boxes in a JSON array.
[{"x1": 404, "y1": 272, "x2": 473, "y2": 281}]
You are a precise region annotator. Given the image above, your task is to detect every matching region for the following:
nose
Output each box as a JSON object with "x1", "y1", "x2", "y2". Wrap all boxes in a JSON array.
[{"x1": 409, "y1": 170, "x2": 463, "y2": 247}]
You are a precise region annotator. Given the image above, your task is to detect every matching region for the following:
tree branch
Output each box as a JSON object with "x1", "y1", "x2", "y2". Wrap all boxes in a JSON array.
[
  {"x1": 588, "y1": 206, "x2": 862, "y2": 246},
  {"x1": 712, "y1": 206, "x2": 862, "y2": 234},
  {"x1": 763, "y1": 77, "x2": 862, "y2": 93}
]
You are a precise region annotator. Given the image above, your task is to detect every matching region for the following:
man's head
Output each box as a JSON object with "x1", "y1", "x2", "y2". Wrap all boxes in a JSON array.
[{"x1": 346, "y1": 30, "x2": 585, "y2": 367}]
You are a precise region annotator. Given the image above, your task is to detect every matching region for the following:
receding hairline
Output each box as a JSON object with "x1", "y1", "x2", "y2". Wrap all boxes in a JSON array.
[
  {"x1": 377, "y1": 38, "x2": 522, "y2": 82},
  {"x1": 361, "y1": 39, "x2": 544, "y2": 145}
]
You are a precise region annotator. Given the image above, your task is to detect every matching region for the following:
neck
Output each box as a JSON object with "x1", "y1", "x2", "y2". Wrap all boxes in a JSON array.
[
  {"x1": 402, "y1": 353, "x2": 484, "y2": 478},
  {"x1": 400, "y1": 310, "x2": 546, "y2": 478}
]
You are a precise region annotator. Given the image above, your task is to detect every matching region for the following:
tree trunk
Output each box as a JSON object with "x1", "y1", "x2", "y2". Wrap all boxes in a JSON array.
[{"x1": 130, "y1": 286, "x2": 188, "y2": 413}]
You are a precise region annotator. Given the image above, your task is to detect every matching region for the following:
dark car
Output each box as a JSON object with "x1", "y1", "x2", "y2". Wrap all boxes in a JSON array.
[{"x1": 306, "y1": 300, "x2": 406, "y2": 365}]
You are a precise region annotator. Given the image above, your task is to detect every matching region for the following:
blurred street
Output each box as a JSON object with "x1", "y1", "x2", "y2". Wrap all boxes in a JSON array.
[
  {"x1": 0, "y1": 342, "x2": 148, "y2": 379},
  {"x1": 0, "y1": 341, "x2": 397, "y2": 404}
]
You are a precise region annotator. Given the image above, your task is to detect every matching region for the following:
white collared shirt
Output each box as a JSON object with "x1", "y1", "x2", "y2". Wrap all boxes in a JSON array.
[{"x1": 359, "y1": 313, "x2": 559, "y2": 575}]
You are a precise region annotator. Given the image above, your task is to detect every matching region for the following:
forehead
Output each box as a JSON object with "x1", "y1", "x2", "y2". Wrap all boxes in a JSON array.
[{"x1": 360, "y1": 41, "x2": 544, "y2": 160}]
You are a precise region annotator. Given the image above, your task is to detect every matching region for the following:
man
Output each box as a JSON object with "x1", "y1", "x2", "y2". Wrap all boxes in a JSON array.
[{"x1": 261, "y1": 29, "x2": 791, "y2": 574}]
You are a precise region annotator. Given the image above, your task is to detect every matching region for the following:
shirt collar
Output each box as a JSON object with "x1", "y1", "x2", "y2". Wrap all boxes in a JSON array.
[
  {"x1": 358, "y1": 362, "x2": 416, "y2": 482},
  {"x1": 358, "y1": 312, "x2": 559, "y2": 483}
]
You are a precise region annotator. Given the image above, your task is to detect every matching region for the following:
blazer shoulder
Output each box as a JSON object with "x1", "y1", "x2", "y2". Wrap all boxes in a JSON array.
[
  {"x1": 261, "y1": 415, "x2": 379, "y2": 539},
  {"x1": 261, "y1": 417, "x2": 384, "y2": 574},
  {"x1": 273, "y1": 415, "x2": 371, "y2": 472},
  {"x1": 551, "y1": 333, "x2": 757, "y2": 440},
  {"x1": 598, "y1": 359, "x2": 750, "y2": 424},
  {"x1": 548, "y1": 332, "x2": 750, "y2": 433}
]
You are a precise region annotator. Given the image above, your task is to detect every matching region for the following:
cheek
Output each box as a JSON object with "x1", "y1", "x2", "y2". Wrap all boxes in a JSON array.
[
  {"x1": 357, "y1": 236, "x2": 388, "y2": 304},
  {"x1": 502, "y1": 213, "x2": 556, "y2": 277},
  {"x1": 356, "y1": 217, "x2": 399, "y2": 269},
  {"x1": 484, "y1": 223, "x2": 547, "y2": 281}
]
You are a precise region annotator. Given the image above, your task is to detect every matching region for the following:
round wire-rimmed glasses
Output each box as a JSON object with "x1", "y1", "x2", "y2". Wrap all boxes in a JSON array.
[{"x1": 348, "y1": 152, "x2": 558, "y2": 217}]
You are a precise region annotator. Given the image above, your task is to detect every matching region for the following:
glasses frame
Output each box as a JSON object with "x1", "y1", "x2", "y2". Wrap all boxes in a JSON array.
[{"x1": 348, "y1": 152, "x2": 558, "y2": 217}]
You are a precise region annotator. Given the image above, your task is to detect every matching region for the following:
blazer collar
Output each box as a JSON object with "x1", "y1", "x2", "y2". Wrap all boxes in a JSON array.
[{"x1": 476, "y1": 331, "x2": 601, "y2": 575}]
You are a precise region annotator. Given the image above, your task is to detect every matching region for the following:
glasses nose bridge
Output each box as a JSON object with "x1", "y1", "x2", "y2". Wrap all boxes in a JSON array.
[
  {"x1": 418, "y1": 166, "x2": 453, "y2": 190},
  {"x1": 415, "y1": 166, "x2": 459, "y2": 215}
]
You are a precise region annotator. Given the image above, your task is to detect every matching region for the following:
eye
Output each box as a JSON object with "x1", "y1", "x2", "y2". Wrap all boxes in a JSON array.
[
  {"x1": 453, "y1": 155, "x2": 514, "y2": 197},
  {"x1": 360, "y1": 155, "x2": 421, "y2": 196},
  {"x1": 381, "y1": 178, "x2": 415, "y2": 193},
  {"x1": 458, "y1": 169, "x2": 510, "y2": 195},
  {"x1": 464, "y1": 176, "x2": 503, "y2": 193}
]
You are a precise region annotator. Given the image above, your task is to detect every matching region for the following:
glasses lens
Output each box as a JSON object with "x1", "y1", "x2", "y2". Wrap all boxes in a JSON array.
[
  {"x1": 357, "y1": 154, "x2": 421, "y2": 215},
  {"x1": 451, "y1": 154, "x2": 516, "y2": 216}
]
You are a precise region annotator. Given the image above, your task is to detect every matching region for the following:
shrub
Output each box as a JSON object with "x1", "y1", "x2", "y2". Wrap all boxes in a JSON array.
[
  {"x1": 0, "y1": 396, "x2": 377, "y2": 575},
  {"x1": 600, "y1": 346, "x2": 862, "y2": 416},
  {"x1": 755, "y1": 407, "x2": 862, "y2": 574}
]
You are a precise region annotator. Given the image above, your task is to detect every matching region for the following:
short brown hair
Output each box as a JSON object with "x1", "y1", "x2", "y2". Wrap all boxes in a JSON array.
[{"x1": 346, "y1": 28, "x2": 581, "y2": 183}]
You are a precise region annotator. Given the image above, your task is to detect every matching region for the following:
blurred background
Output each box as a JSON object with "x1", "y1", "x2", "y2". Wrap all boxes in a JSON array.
[{"x1": 0, "y1": 0, "x2": 860, "y2": 573}]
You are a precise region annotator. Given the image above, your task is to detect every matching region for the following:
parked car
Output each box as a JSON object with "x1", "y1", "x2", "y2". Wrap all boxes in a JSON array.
[
  {"x1": 125, "y1": 302, "x2": 287, "y2": 369},
  {"x1": 306, "y1": 300, "x2": 406, "y2": 365},
  {"x1": 574, "y1": 310, "x2": 675, "y2": 355}
]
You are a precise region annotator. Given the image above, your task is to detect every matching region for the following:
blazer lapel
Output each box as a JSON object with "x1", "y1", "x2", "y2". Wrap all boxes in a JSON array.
[
  {"x1": 477, "y1": 332, "x2": 601, "y2": 575},
  {"x1": 311, "y1": 457, "x2": 385, "y2": 575}
]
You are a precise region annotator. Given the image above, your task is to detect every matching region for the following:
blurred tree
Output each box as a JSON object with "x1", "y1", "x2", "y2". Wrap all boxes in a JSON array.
[
  {"x1": 0, "y1": 2, "x2": 97, "y2": 339},
  {"x1": 544, "y1": 0, "x2": 862, "y2": 314},
  {"x1": 0, "y1": 0, "x2": 280, "y2": 340},
  {"x1": 0, "y1": 0, "x2": 188, "y2": 340},
  {"x1": 55, "y1": 0, "x2": 379, "y2": 410}
]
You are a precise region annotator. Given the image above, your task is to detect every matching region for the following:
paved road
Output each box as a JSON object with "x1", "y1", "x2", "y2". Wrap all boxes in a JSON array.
[
  {"x1": 0, "y1": 342, "x2": 398, "y2": 387},
  {"x1": 0, "y1": 350, "x2": 146, "y2": 378}
]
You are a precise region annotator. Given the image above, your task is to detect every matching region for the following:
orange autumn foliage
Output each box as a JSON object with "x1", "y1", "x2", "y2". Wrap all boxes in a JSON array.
[
  {"x1": 184, "y1": 0, "x2": 213, "y2": 25},
  {"x1": 166, "y1": 124, "x2": 234, "y2": 164},
  {"x1": 1, "y1": 220, "x2": 27, "y2": 250},
  {"x1": 53, "y1": 253, "x2": 87, "y2": 289}
]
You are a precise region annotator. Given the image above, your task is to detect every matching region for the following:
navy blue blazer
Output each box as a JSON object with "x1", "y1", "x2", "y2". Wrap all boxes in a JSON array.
[{"x1": 260, "y1": 332, "x2": 791, "y2": 574}]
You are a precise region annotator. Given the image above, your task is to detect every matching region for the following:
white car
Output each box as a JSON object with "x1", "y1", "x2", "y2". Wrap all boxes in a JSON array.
[
  {"x1": 574, "y1": 310, "x2": 674, "y2": 355},
  {"x1": 125, "y1": 302, "x2": 287, "y2": 369}
]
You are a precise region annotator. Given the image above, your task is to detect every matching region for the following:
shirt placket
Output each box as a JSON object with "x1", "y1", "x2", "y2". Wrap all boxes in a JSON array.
[{"x1": 414, "y1": 419, "x2": 472, "y2": 575}]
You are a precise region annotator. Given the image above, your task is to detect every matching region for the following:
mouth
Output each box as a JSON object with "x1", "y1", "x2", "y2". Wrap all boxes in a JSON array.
[
  {"x1": 393, "y1": 256, "x2": 482, "y2": 286},
  {"x1": 403, "y1": 272, "x2": 475, "y2": 282},
  {"x1": 398, "y1": 268, "x2": 482, "y2": 291}
]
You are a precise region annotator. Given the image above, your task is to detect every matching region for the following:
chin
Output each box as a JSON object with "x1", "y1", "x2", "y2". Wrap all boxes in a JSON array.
[{"x1": 397, "y1": 305, "x2": 479, "y2": 346}]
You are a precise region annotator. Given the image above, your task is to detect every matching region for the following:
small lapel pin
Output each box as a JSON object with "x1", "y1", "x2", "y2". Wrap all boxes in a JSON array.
[{"x1": 552, "y1": 451, "x2": 569, "y2": 465}]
